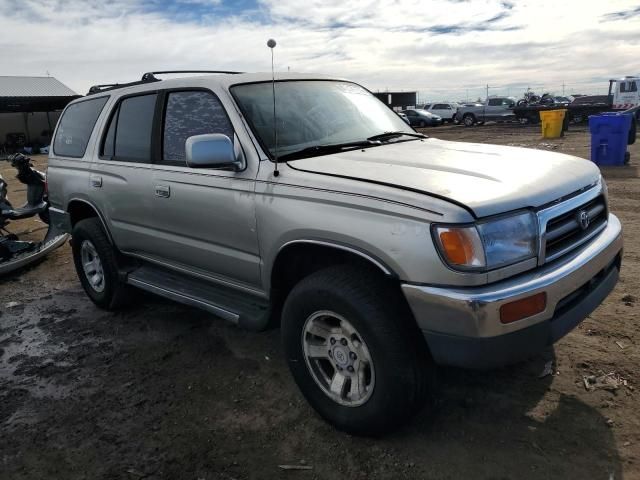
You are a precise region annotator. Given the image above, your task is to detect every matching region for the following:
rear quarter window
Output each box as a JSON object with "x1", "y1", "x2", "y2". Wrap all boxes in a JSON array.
[{"x1": 53, "y1": 96, "x2": 109, "y2": 158}]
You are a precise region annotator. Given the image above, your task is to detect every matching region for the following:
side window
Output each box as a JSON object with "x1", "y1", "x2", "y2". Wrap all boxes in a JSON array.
[
  {"x1": 162, "y1": 90, "x2": 233, "y2": 165},
  {"x1": 631, "y1": 81, "x2": 638, "y2": 93},
  {"x1": 53, "y1": 96, "x2": 108, "y2": 158},
  {"x1": 487, "y1": 98, "x2": 502, "y2": 106},
  {"x1": 101, "y1": 94, "x2": 157, "y2": 163}
]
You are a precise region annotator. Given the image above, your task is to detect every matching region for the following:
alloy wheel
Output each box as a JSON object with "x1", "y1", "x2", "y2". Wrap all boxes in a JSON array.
[
  {"x1": 80, "y1": 239, "x2": 105, "y2": 293},
  {"x1": 301, "y1": 310, "x2": 375, "y2": 407}
]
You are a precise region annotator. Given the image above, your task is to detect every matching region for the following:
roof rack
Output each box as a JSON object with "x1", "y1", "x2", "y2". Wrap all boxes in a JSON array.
[{"x1": 87, "y1": 70, "x2": 243, "y2": 95}]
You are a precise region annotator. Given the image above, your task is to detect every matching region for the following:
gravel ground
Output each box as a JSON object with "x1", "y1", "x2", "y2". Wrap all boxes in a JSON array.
[{"x1": 1, "y1": 123, "x2": 638, "y2": 479}]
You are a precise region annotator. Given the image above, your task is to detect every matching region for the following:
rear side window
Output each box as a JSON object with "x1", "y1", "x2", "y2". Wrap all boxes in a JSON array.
[
  {"x1": 487, "y1": 98, "x2": 503, "y2": 106},
  {"x1": 53, "y1": 96, "x2": 108, "y2": 158},
  {"x1": 433, "y1": 104, "x2": 450, "y2": 109},
  {"x1": 101, "y1": 94, "x2": 157, "y2": 163},
  {"x1": 162, "y1": 90, "x2": 233, "y2": 165}
]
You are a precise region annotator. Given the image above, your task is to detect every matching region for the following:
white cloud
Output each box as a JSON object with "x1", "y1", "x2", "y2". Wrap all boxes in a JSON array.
[{"x1": 0, "y1": 0, "x2": 638, "y2": 102}]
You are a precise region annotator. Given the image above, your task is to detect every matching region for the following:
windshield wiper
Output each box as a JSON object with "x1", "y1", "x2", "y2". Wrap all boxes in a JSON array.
[
  {"x1": 367, "y1": 131, "x2": 427, "y2": 142},
  {"x1": 278, "y1": 140, "x2": 380, "y2": 161}
]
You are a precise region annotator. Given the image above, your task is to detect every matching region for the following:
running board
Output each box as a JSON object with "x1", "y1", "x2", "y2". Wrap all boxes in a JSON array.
[{"x1": 126, "y1": 265, "x2": 270, "y2": 331}]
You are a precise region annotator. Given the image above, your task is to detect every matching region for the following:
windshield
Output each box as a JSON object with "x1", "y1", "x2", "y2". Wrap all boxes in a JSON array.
[{"x1": 231, "y1": 80, "x2": 415, "y2": 158}]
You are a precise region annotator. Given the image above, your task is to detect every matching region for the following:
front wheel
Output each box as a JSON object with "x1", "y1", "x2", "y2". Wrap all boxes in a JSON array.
[{"x1": 281, "y1": 265, "x2": 433, "y2": 436}]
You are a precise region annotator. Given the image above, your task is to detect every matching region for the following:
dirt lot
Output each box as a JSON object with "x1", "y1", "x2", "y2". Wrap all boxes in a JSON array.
[{"x1": 1, "y1": 124, "x2": 639, "y2": 480}]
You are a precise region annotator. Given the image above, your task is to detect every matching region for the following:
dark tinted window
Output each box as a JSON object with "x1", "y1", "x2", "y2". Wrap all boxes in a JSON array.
[
  {"x1": 115, "y1": 94, "x2": 157, "y2": 162},
  {"x1": 433, "y1": 103, "x2": 450, "y2": 109},
  {"x1": 162, "y1": 90, "x2": 233, "y2": 165},
  {"x1": 54, "y1": 96, "x2": 108, "y2": 158},
  {"x1": 487, "y1": 98, "x2": 503, "y2": 106}
]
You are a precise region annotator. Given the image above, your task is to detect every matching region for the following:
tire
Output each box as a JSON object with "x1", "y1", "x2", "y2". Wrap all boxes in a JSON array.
[
  {"x1": 281, "y1": 265, "x2": 433, "y2": 436},
  {"x1": 463, "y1": 113, "x2": 475, "y2": 127},
  {"x1": 419, "y1": 120, "x2": 426, "y2": 128},
  {"x1": 71, "y1": 217, "x2": 131, "y2": 310}
]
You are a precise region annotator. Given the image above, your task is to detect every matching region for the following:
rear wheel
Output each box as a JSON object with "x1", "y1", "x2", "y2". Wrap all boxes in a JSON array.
[
  {"x1": 72, "y1": 218, "x2": 131, "y2": 310},
  {"x1": 463, "y1": 113, "x2": 476, "y2": 126},
  {"x1": 281, "y1": 265, "x2": 434, "y2": 435},
  {"x1": 418, "y1": 120, "x2": 426, "y2": 128}
]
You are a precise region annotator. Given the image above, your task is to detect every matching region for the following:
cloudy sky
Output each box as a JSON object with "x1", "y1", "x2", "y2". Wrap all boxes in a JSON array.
[{"x1": 1, "y1": 0, "x2": 639, "y2": 102}]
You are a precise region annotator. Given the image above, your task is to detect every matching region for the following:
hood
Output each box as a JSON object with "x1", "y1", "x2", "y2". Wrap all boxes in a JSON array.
[{"x1": 287, "y1": 138, "x2": 600, "y2": 218}]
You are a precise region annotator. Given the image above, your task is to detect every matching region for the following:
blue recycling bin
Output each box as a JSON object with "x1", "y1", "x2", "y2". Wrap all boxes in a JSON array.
[{"x1": 589, "y1": 113, "x2": 633, "y2": 166}]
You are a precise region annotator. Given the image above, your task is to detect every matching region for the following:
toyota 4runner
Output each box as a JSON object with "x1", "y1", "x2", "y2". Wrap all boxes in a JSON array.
[{"x1": 47, "y1": 71, "x2": 623, "y2": 435}]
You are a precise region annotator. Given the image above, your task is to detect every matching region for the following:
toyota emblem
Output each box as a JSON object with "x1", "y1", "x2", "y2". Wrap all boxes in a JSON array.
[{"x1": 577, "y1": 210, "x2": 590, "y2": 230}]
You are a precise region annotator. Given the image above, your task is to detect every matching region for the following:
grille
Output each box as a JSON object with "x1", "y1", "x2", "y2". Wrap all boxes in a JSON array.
[{"x1": 543, "y1": 195, "x2": 607, "y2": 262}]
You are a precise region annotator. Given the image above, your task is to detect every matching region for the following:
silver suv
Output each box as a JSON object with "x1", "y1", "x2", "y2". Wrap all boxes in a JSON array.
[{"x1": 47, "y1": 71, "x2": 623, "y2": 435}]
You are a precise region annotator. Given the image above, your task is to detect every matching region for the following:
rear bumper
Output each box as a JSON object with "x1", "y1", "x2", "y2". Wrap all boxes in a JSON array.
[
  {"x1": 48, "y1": 207, "x2": 72, "y2": 234},
  {"x1": 402, "y1": 214, "x2": 623, "y2": 369}
]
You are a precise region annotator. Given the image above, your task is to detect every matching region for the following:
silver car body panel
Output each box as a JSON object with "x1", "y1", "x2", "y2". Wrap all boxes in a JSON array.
[{"x1": 286, "y1": 138, "x2": 601, "y2": 218}]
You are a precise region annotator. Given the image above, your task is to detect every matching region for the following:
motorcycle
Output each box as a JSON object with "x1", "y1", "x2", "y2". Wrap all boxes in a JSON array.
[{"x1": 0, "y1": 153, "x2": 68, "y2": 276}]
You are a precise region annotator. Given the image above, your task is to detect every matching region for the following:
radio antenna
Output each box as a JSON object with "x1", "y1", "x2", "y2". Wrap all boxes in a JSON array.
[{"x1": 267, "y1": 38, "x2": 279, "y2": 177}]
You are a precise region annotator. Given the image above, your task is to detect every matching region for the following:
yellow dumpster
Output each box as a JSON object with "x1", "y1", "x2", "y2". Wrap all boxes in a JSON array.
[{"x1": 540, "y1": 109, "x2": 566, "y2": 139}]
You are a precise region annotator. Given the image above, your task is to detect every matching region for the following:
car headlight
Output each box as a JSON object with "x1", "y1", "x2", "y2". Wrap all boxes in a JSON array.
[{"x1": 434, "y1": 211, "x2": 538, "y2": 271}]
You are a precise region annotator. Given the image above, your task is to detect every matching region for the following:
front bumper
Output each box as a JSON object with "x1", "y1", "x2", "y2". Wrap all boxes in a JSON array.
[{"x1": 402, "y1": 213, "x2": 623, "y2": 369}]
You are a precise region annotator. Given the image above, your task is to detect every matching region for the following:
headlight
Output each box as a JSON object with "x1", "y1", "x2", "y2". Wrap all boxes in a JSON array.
[{"x1": 434, "y1": 211, "x2": 538, "y2": 271}]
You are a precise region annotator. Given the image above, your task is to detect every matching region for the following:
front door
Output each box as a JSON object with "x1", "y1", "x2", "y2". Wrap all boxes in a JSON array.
[{"x1": 148, "y1": 89, "x2": 261, "y2": 289}]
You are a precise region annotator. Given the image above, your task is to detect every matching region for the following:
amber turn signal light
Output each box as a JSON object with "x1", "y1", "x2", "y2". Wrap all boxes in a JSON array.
[
  {"x1": 500, "y1": 292, "x2": 547, "y2": 324},
  {"x1": 438, "y1": 228, "x2": 483, "y2": 266}
]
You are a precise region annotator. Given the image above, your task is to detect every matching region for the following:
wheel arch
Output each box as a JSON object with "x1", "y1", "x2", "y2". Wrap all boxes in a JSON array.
[
  {"x1": 269, "y1": 240, "x2": 401, "y2": 322},
  {"x1": 66, "y1": 198, "x2": 114, "y2": 244}
]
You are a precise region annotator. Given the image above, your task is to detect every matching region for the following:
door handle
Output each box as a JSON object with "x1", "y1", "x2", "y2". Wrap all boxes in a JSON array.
[
  {"x1": 90, "y1": 175, "x2": 102, "y2": 188},
  {"x1": 155, "y1": 185, "x2": 170, "y2": 198}
]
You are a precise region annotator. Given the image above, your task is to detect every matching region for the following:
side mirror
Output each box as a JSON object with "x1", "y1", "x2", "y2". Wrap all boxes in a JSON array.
[{"x1": 185, "y1": 134, "x2": 242, "y2": 170}]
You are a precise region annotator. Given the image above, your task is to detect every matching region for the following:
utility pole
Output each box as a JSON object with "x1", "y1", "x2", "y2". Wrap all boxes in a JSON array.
[
  {"x1": 562, "y1": 81, "x2": 565, "y2": 95},
  {"x1": 486, "y1": 84, "x2": 489, "y2": 101}
]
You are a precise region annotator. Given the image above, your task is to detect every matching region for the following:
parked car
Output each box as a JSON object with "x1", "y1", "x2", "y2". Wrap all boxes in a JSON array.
[
  {"x1": 47, "y1": 71, "x2": 623, "y2": 436},
  {"x1": 397, "y1": 111, "x2": 410, "y2": 124},
  {"x1": 422, "y1": 102, "x2": 459, "y2": 123},
  {"x1": 400, "y1": 109, "x2": 442, "y2": 127},
  {"x1": 457, "y1": 96, "x2": 516, "y2": 126}
]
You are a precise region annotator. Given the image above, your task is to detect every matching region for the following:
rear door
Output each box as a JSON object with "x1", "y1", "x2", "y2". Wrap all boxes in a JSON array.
[
  {"x1": 89, "y1": 92, "x2": 158, "y2": 254},
  {"x1": 431, "y1": 103, "x2": 453, "y2": 120},
  {"x1": 485, "y1": 98, "x2": 504, "y2": 121},
  {"x1": 147, "y1": 88, "x2": 261, "y2": 288}
]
